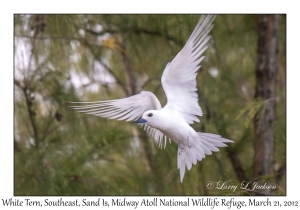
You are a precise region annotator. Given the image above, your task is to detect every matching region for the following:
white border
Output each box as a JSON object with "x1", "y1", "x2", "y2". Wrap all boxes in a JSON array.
[{"x1": 2, "y1": 0, "x2": 299, "y2": 209}]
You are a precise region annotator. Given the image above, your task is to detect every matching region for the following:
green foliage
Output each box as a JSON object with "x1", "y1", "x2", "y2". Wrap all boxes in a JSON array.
[
  {"x1": 235, "y1": 99, "x2": 267, "y2": 128},
  {"x1": 14, "y1": 14, "x2": 286, "y2": 195}
]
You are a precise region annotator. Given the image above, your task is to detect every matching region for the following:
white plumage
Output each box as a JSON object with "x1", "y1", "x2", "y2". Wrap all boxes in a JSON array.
[{"x1": 70, "y1": 15, "x2": 233, "y2": 182}]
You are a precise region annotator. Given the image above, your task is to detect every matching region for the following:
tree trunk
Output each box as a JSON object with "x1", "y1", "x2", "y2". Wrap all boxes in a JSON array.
[
  {"x1": 119, "y1": 38, "x2": 159, "y2": 191},
  {"x1": 253, "y1": 14, "x2": 278, "y2": 195}
]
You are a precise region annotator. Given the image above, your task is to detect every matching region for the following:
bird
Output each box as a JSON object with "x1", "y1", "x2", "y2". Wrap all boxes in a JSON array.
[{"x1": 70, "y1": 15, "x2": 233, "y2": 182}]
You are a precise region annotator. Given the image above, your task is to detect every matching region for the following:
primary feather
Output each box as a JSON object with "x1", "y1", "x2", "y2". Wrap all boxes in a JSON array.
[{"x1": 162, "y1": 15, "x2": 216, "y2": 124}]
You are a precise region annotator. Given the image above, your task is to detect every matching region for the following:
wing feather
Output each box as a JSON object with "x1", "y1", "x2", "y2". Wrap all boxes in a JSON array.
[
  {"x1": 70, "y1": 91, "x2": 169, "y2": 147},
  {"x1": 161, "y1": 15, "x2": 216, "y2": 124}
]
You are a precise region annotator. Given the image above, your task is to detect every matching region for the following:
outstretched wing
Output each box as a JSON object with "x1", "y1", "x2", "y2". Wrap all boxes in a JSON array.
[
  {"x1": 69, "y1": 91, "x2": 169, "y2": 148},
  {"x1": 161, "y1": 15, "x2": 216, "y2": 124}
]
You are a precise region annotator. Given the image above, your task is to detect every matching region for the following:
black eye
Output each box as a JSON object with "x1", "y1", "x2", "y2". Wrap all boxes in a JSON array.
[{"x1": 148, "y1": 113, "x2": 153, "y2": 117}]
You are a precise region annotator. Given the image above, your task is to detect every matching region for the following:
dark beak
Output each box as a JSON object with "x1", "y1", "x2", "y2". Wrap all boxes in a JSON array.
[{"x1": 133, "y1": 118, "x2": 147, "y2": 123}]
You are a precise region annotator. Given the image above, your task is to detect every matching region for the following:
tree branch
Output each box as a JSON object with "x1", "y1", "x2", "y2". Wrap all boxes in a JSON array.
[
  {"x1": 141, "y1": 77, "x2": 161, "y2": 90},
  {"x1": 119, "y1": 42, "x2": 137, "y2": 95},
  {"x1": 97, "y1": 60, "x2": 130, "y2": 96},
  {"x1": 21, "y1": 84, "x2": 39, "y2": 148},
  {"x1": 226, "y1": 147, "x2": 249, "y2": 182},
  {"x1": 85, "y1": 27, "x2": 183, "y2": 46},
  {"x1": 15, "y1": 74, "x2": 40, "y2": 148},
  {"x1": 275, "y1": 161, "x2": 286, "y2": 185},
  {"x1": 15, "y1": 34, "x2": 84, "y2": 42}
]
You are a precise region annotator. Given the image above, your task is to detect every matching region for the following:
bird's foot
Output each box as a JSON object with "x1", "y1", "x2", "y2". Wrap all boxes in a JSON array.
[
  {"x1": 178, "y1": 143, "x2": 183, "y2": 155},
  {"x1": 187, "y1": 136, "x2": 192, "y2": 148}
]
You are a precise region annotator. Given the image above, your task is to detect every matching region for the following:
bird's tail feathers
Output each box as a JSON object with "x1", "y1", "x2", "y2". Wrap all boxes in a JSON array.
[{"x1": 177, "y1": 132, "x2": 233, "y2": 182}]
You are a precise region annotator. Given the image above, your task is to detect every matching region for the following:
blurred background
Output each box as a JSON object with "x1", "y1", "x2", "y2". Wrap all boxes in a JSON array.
[{"x1": 14, "y1": 14, "x2": 286, "y2": 195}]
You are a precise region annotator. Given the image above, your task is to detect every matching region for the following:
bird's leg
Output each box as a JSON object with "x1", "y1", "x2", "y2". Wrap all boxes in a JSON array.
[
  {"x1": 178, "y1": 143, "x2": 183, "y2": 155},
  {"x1": 187, "y1": 136, "x2": 192, "y2": 148}
]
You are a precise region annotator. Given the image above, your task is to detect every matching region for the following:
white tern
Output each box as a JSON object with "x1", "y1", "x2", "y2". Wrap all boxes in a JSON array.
[{"x1": 70, "y1": 15, "x2": 233, "y2": 182}]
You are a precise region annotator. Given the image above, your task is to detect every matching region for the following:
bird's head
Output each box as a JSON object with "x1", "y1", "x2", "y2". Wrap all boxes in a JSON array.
[{"x1": 133, "y1": 110, "x2": 160, "y2": 129}]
